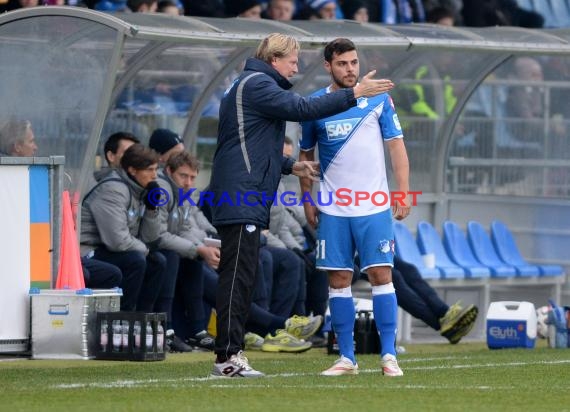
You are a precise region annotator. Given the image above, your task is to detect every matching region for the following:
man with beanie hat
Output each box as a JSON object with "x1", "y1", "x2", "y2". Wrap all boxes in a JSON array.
[
  {"x1": 148, "y1": 128, "x2": 184, "y2": 164},
  {"x1": 224, "y1": 0, "x2": 262, "y2": 18},
  {"x1": 307, "y1": 0, "x2": 337, "y2": 19}
]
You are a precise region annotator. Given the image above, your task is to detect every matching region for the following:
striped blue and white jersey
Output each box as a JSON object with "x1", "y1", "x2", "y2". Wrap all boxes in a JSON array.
[{"x1": 300, "y1": 86, "x2": 403, "y2": 217}]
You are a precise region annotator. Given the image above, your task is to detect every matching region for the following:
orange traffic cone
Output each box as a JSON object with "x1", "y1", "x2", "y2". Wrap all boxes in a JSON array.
[{"x1": 56, "y1": 190, "x2": 85, "y2": 290}]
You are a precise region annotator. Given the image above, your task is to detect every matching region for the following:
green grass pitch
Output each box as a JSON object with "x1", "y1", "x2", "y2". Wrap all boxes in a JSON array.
[{"x1": 1, "y1": 342, "x2": 569, "y2": 412}]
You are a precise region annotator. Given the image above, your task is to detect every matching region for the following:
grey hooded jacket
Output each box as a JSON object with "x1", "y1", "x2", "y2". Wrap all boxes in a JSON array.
[
  {"x1": 80, "y1": 169, "x2": 160, "y2": 255},
  {"x1": 155, "y1": 173, "x2": 203, "y2": 259}
]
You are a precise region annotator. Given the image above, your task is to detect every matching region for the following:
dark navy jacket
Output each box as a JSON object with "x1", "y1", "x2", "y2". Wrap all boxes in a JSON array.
[{"x1": 210, "y1": 57, "x2": 357, "y2": 228}]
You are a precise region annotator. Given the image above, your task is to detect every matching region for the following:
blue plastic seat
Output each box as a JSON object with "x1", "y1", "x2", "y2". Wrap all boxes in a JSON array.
[
  {"x1": 532, "y1": 0, "x2": 558, "y2": 27},
  {"x1": 549, "y1": 0, "x2": 570, "y2": 28},
  {"x1": 416, "y1": 221, "x2": 464, "y2": 279},
  {"x1": 490, "y1": 220, "x2": 541, "y2": 276},
  {"x1": 466, "y1": 221, "x2": 517, "y2": 277},
  {"x1": 442, "y1": 221, "x2": 490, "y2": 278},
  {"x1": 393, "y1": 222, "x2": 440, "y2": 279},
  {"x1": 514, "y1": 0, "x2": 533, "y2": 11}
]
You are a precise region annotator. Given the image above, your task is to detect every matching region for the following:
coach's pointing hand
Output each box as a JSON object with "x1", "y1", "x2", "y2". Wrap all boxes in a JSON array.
[{"x1": 353, "y1": 70, "x2": 394, "y2": 98}]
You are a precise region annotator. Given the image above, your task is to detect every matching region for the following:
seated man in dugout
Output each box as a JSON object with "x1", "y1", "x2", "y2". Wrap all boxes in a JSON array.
[
  {"x1": 80, "y1": 143, "x2": 167, "y2": 312},
  {"x1": 0, "y1": 118, "x2": 123, "y2": 289},
  {"x1": 0, "y1": 118, "x2": 38, "y2": 157},
  {"x1": 158, "y1": 151, "x2": 322, "y2": 353}
]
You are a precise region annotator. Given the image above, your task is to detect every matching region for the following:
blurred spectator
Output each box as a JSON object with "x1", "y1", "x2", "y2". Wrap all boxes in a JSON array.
[
  {"x1": 426, "y1": 5, "x2": 455, "y2": 26},
  {"x1": 304, "y1": 0, "x2": 338, "y2": 19},
  {"x1": 127, "y1": 0, "x2": 157, "y2": 12},
  {"x1": 157, "y1": 0, "x2": 182, "y2": 15},
  {"x1": 462, "y1": 0, "x2": 544, "y2": 28},
  {"x1": 182, "y1": 0, "x2": 225, "y2": 17},
  {"x1": 224, "y1": 0, "x2": 262, "y2": 18},
  {"x1": 504, "y1": 56, "x2": 545, "y2": 146},
  {"x1": 0, "y1": 118, "x2": 38, "y2": 157},
  {"x1": 340, "y1": 0, "x2": 369, "y2": 22},
  {"x1": 263, "y1": 0, "x2": 295, "y2": 20},
  {"x1": 0, "y1": 0, "x2": 38, "y2": 13},
  {"x1": 365, "y1": 0, "x2": 425, "y2": 24},
  {"x1": 94, "y1": 0, "x2": 129, "y2": 11}
]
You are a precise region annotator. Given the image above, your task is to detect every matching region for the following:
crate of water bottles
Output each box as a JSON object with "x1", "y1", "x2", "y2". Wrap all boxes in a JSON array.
[{"x1": 95, "y1": 312, "x2": 166, "y2": 361}]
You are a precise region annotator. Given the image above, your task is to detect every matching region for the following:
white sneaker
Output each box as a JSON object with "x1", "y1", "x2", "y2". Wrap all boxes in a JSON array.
[
  {"x1": 321, "y1": 356, "x2": 359, "y2": 376},
  {"x1": 382, "y1": 354, "x2": 403, "y2": 377},
  {"x1": 210, "y1": 351, "x2": 265, "y2": 378}
]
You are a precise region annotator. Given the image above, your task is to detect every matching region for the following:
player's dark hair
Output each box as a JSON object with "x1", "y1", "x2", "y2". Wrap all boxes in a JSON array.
[{"x1": 324, "y1": 38, "x2": 357, "y2": 63}]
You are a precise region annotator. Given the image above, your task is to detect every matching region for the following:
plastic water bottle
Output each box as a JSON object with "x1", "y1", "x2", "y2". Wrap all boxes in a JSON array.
[
  {"x1": 100, "y1": 320, "x2": 108, "y2": 351},
  {"x1": 146, "y1": 322, "x2": 153, "y2": 351},
  {"x1": 133, "y1": 321, "x2": 141, "y2": 352},
  {"x1": 122, "y1": 320, "x2": 130, "y2": 352},
  {"x1": 112, "y1": 320, "x2": 122, "y2": 352},
  {"x1": 157, "y1": 323, "x2": 164, "y2": 353}
]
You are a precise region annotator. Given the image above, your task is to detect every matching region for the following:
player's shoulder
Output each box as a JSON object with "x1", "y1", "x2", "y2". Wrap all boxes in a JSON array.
[
  {"x1": 368, "y1": 92, "x2": 392, "y2": 104},
  {"x1": 309, "y1": 87, "x2": 328, "y2": 98}
]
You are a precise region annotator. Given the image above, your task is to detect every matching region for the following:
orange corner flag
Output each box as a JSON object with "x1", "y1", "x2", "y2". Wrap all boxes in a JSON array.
[{"x1": 56, "y1": 190, "x2": 85, "y2": 290}]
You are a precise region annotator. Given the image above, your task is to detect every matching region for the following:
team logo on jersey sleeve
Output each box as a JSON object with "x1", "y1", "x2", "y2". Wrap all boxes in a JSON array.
[
  {"x1": 357, "y1": 97, "x2": 368, "y2": 109},
  {"x1": 325, "y1": 118, "x2": 360, "y2": 140},
  {"x1": 392, "y1": 114, "x2": 402, "y2": 131}
]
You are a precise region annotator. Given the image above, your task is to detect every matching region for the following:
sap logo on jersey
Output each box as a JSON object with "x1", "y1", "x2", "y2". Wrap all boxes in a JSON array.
[{"x1": 325, "y1": 118, "x2": 360, "y2": 140}]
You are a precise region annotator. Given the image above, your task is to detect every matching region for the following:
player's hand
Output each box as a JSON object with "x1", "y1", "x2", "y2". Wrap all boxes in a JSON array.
[
  {"x1": 303, "y1": 201, "x2": 319, "y2": 229},
  {"x1": 353, "y1": 70, "x2": 394, "y2": 98},
  {"x1": 292, "y1": 161, "x2": 320, "y2": 182},
  {"x1": 392, "y1": 194, "x2": 411, "y2": 221},
  {"x1": 198, "y1": 245, "x2": 220, "y2": 269}
]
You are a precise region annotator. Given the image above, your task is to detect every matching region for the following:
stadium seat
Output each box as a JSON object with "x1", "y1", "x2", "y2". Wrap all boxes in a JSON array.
[
  {"x1": 548, "y1": 0, "x2": 570, "y2": 28},
  {"x1": 442, "y1": 221, "x2": 490, "y2": 278},
  {"x1": 416, "y1": 221, "x2": 464, "y2": 279},
  {"x1": 490, "y1": 220, "x2": 541, "y2": 276},
  {"x1": 393, "y1": 221, "x2": 440, "y2": 279},
  {"x1": 491, "y1": 220, "x2": 564, "y2": 276},
  {"x1": 531, "y1": 0, "x2": 558, "y2": 27},
  {"x1": 466, "y1": 221, "x2": 517, "y2": 277},
  {"x1": 515, "y1": 0, "x2": 533, "y2": 11}
]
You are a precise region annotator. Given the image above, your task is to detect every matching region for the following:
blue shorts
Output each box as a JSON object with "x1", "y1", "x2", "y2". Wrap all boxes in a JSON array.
[{"x1": 315, "y1": 210, "x2": 394, "y2": 272}]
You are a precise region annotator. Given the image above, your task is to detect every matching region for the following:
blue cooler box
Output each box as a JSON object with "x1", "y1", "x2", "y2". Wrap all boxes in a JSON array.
[{"x1": 486, "y1": 301, "x2": 537, "y2": 349}]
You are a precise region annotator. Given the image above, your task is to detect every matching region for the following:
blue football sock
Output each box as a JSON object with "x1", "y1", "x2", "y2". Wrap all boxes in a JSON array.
[
  {"x1": 372, "y1": 283, "x2": 397, "y2": 357},
  {"x1": 329, "y1": 287, "x2": 356, "y2": 364}
]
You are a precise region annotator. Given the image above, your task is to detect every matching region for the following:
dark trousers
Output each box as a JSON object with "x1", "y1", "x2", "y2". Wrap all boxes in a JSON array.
[
  {"x1": 264, "y1": 246, "x2": 302, "y2": 317},
  {"x1": 304, "y1": 251, "x2": 329, "y2": 320},
  {"x1": 81, "y1": 257, "x2": 122, "y2": 289},
  {"x1": 93, "y1": 247, "x2": 166, "y2": 312},
  {"x1": 250, "y1": 247, "x2": 272, "y2": 310},
  {"x1": 201, "y1": 260, "x2": 285, "y2": 338},
  {"x1": 215, "y1": 224, "x2": 260, "y2": 360},
  {"x1": 154, "y1": 249, "x2": 180, "y2": 327},
  {"x1": 392, "y1": 256, "x2": 449, "y2": 330}
]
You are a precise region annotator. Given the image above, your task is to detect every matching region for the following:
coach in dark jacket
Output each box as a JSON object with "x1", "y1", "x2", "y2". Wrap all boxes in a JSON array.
[{"x1": 208, "y1": 33, "x2": 395, "y2": 378}]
